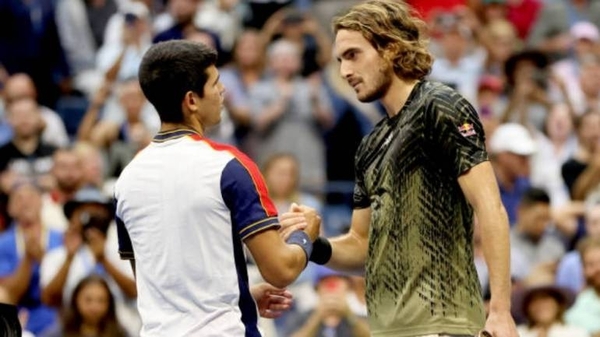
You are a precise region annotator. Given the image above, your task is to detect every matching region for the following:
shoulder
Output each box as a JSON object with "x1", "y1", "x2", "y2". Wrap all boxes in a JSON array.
[{"x1": 422, "y1": 81, "x2": 472, "y2": 112}]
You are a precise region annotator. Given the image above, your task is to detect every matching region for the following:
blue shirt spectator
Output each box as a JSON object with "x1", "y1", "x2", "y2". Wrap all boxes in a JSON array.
[{"x1": 0, "y1": 224, "x2": 63, "y2": 334}]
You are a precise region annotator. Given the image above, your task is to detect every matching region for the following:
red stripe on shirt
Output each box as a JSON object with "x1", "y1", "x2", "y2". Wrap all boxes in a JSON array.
[{"x1": 189, "y1": 134, "x2": 278, "y2": 217}]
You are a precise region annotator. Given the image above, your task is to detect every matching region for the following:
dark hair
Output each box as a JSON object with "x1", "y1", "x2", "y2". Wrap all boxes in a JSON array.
[
  {"x1": 519, "y1": 187, "x2": 550, "y2": 208},
  {"x1": 0, "y1": 303, "x2": 21, "y2": 337},
  {"x1": 138, "y1": 40, "x2": 218, "y2": 123},
  {"x1": 63, "y1": 275, "x2": 126, "y2": 337}
]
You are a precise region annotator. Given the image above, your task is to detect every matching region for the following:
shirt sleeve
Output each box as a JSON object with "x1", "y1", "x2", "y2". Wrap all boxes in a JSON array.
[
  {"x1": 114, "y1": 199, "x2": 134, "y2": 260},
  {"x1": 221, "y1": 157, "x2": 279, "y2": 241},
  {"x1": 115, "y1": 216, "x2": 134, "y2": 260},
  {"x1": 430, "y1": 90, "x2": 488, "y2": 177}
]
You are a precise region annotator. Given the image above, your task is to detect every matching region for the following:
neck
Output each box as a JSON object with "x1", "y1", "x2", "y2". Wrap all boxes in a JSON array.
[
  {"x1": 160, "y1": 121, "x2": 203, "y2": 136},
  {"x1": 12, "y1": 136, "x2": 39, "y2": 154},
  {"x1": 80, "y1": 322, "x2": 99, "y2": 335},
  {"x1": 380, "y1": 77, "x2": 418, "y2": 117}
]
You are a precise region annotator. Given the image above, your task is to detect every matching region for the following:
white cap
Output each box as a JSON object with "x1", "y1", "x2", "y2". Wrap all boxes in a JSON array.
[
  {"x1": 570, "y1": 21, "x2": 600, "y2": 42},
  {"x1": 489, "y1": 123, "x2": 537, "y2": 155},
  {"x1": 122, "y1": 1, "x2": 149, "y2": 19}
]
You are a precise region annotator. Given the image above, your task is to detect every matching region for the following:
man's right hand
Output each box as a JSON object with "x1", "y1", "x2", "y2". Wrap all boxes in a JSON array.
[{"x1": 291, "y1": 203, "x2": 321, "y2": 241}]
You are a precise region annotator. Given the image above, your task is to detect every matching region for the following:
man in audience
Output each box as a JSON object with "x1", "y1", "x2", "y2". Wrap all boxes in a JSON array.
[{"x1": 0, "y1": 182, "x2": 63, "y2": 335}]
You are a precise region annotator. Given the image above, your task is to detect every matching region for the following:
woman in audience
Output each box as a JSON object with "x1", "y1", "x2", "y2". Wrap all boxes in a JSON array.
[
  {"x1": 219, "y1": 29, "x2": 266, "y2": 147},
  {"x1": 517, "y1": 284, "x2": 589, "y2": 337},
  {"x1": 43, "y1": 275, "x2": 127, "y2": 337}
]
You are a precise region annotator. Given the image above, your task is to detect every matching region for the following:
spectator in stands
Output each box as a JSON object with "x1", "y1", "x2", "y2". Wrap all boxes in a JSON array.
[
  {"x1": 40, "y1": 148, "x2": 84, "y2": 233},
  {"x1": 562, "y1": 110, "x2": 600, "y2": 201},
  {"x1": 573, "y1": 54, "x2": 600, "y2": 115},
  {"x1": 263, "y1": 153, "x2": 322, "y2": 215},
  {"x1": 261, "y1": 9, "x2": 332, "y2": 77},
  {"x1": 0, "y1": 0, "x2": 71, "y2": 108},
  {"x1": 73, "y1": 143, "x2": 111, "y2": 195},
  {"x1": 551, "y1": 22, "x2": 600, "y2": 114},
  {"x1": 153, "y1": 0, "x2": 221, "y2": 53},
  {"x1": 516, "y1": 284, "x2": 589, "y2": 337},
  {"x1": 476, "y1": 74, "x2": 505, "y2": 120},
  {"x1": 528, "y1": 0, "x2": 600, "y2": 60},
  {"x1": 40, "y1": 186, "x2": 140, "y2": 335},
  {"x1": 54, "y1": 0, "x2": 117, "y2": 98},
  {"x1": 97, "y1": 2, "x2": 153, "y2": 83},
  {"x1": 284, "y1": 266, "x2": 370, "y2": 337},
  {"x1": 531, "y1": 103, "x2": 578, "y2": 209},
  {"x1": 510, "y1": 188, "x2": 565, "y2": 284},
  {"x1": 501, "y1": 50, "x2": 551, "y2": 131},
  {"x1": 557, "y1": 200, "x2": 600, "y2": 293},
  {"x1": 480, "y1": 19, "x2": 520, "y2": 79},
  {"x1": 249, "y1": 39, "x2": 333, "y2": 193},
  {"x1": 219, "y1": 29, "x2": 266, "y2": 147},
  {"x1": 79, "y1": 79, "x2": 154, "y2": 177},
  {"x1": 565, "y1": 236, "x2": 600, "y2": 336},
  {"x1": 2, "y1": 74, "x2": 69, "y2": 148},
  {"x1": 42, "y1": 275, "x2": 127, "y2": 337},
  {"x1": 0, "y1": 182, "x2": 63, "y2": 335},
  {"x1": 0, "y1": 98, "x2": 57, "y2": 193},
  {"x1": 195, "y1": 0, "x2": 243, "y2": 52},
  {"x1": 429, "y1": 9, "x2": 483, "y2": 103},
  {"x1": 489, "y1": 123, "x2": 537, "y2": 224}
]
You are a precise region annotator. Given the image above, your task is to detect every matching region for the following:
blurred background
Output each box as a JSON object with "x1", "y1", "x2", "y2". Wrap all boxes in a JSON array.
[{"x1": 1, "y1": 0, "x2": 600, "y2": 336}]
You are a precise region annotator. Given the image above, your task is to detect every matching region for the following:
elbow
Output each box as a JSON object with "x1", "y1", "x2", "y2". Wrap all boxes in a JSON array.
[
  {"x1": 262, "y1": 268, "x2": 298, "y2": 289},
  {"x1": 260, "y1": 253, "x2": 304, "y2": 288}
]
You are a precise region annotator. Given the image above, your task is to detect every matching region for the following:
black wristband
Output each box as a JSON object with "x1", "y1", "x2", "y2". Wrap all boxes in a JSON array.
[{"x1": 309, "y1": 236, "x2": 332, "y2": 265}]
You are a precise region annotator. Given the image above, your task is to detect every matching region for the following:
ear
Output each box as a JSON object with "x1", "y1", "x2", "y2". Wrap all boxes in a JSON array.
[{"x1": 182, "y1": 91, "x2": 200, "y2": 114}]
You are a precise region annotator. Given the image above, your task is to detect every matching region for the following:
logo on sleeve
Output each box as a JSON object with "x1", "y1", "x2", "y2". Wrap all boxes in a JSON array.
[{"x1": 458, "y1": 122, "x2": 476, "y2": 137}]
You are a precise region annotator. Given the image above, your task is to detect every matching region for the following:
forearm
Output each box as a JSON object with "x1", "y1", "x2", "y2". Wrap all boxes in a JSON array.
[
  {"x1": 478, "y1": 205, "x2": 512, "y2": 311},
  {"x1": 41, "y1": 256, "x2": 73, "y2": 306},
  {"x1": 572, "y1": 167, "x2": 600, "y2": 200},
  {"x1": 77, "y1": 106, "x2": 102, "y2": 141},
  {"x1": 328, "y1": 232, "x2": 368, "y2": 273},
  {"x1": 0, "y1": 258, "x2": 33, "y2": 304},
  {"x1": 252, "y1": 243, "x2": 308, "y2": 289},
  {"x1": 101, "y1": 258, "x2": 137, "y2": 298},
  {"x1": 290, "y1": 311, "x2": 322, "y2": 337}
]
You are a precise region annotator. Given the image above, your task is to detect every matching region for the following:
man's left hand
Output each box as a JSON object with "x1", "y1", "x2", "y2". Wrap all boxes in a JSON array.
[{"x1": 250, "y1": 283, "x2": 293, "y2": 319}]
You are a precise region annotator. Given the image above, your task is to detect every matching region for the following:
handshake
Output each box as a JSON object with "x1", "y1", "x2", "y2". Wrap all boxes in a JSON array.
[{"x1": 278, "y1": 202, "x2": 321, "y2": 243}]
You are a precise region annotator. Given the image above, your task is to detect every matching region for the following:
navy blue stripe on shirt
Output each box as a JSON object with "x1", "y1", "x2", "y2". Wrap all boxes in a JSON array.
[
  {"x1": 221, "y1": 158, "x2": 281, "y2": 240},
  {"x1": 115, "y1": 199, "x2": 134, "y2": 260},
  {"x1": 232, "y1": 224, "x2": 261, "y2": 337}
]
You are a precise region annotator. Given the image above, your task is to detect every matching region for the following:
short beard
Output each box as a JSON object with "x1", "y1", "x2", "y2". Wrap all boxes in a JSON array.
[{"x1": 357, "y1": 62, "x2": 394, "y2": 103}]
